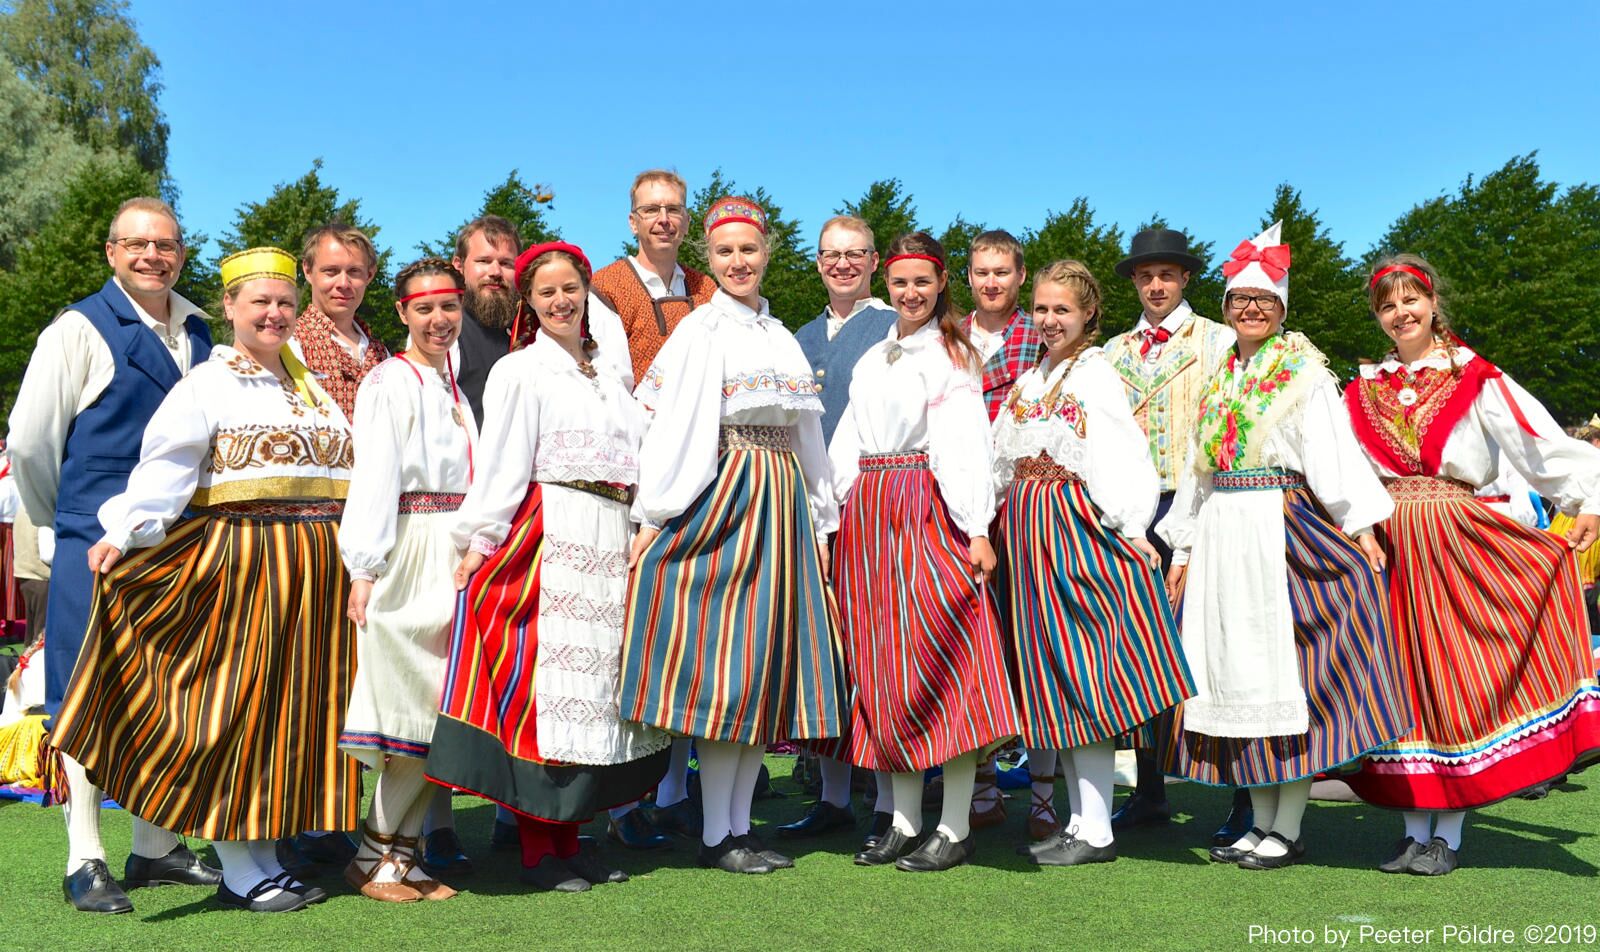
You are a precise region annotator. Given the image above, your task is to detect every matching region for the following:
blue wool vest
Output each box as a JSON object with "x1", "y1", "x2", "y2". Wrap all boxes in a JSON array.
[
  {"x1": 44, "y1": 279, "x2": 212, "y2": 712},
  {"x1": 793, "y1": 304, "x2": 897, "y2": 442}
]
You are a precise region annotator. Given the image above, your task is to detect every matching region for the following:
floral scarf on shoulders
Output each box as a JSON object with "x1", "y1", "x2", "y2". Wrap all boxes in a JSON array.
[{"x1": 1194, "y1": 331, "x2": 1328, "y2": 472}]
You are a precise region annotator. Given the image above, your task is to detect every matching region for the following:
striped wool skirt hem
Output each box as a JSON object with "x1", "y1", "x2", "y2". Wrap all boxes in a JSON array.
[
  {"x1": 50, "y1": 508, "x2": 359, "y2": 840},
  {"x1": 832, "y1": 453, "x2": 1019, "y2": 773},
  {"x1": 1002, "y1": 466, "x2": 1194, "y2": 749},
  {"x1": 620, "y1": 426, "x2": 847, "y2": 745},
  {"x1": 427, "y1": 483, "x2": 670, "y2": 822},
  {"x1": 1162, "y1": 487, "x2": 1410, "y2": 787},
  {"x1": 1345, "y1": 478, "x2": 1600, "y2": 810}
]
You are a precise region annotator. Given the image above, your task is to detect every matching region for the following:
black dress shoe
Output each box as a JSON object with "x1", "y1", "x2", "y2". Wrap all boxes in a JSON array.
[
  {"x1": 215, "y1": 879, "x2": 311, "y2": 913},
  {"x1": 562, "y1": 845, "x2": 628, "y2": 885},
  {"x1": 608, "y1": 809, "x2": 672, "y2": 850},
  {"x1": 863, "y1": 811, "x2": 893, "y2": 849},
  {"x1": 1208, "y1": 827, "x2": 1268, "y2": 864},
  {"x1": 775, "y1": 801, "x2": 856, "y2": 838},
  {"x1": 646, "y1": 798, "x2": 703, "y2": 838},
  {"x1": 735, "y1": 833, "x2": 794, "y2": 869},
  {"x1": 421, "y1": 828, "x2": 473, "y2": 875},
  {"x1": 64, "y1": 860, "x2": 133, "y2": 913},
  {"x1": 1110, "y1": 793, "x2": 1171, "y2": 831},
  {"x1": 1031, "y1": 831, "x2": 1117, "y2": 867},
  {"x1": 519, "y1": 854, "x2": 590, "y2": 892},
  {"x1": 1377, "y1": 836, "x2": 1425, "y2": 874},
  {"x1": 124, "y1": 844, "x2": 224, "y2": 887},
  {"x1": 1212, "y1": 798, "x2": 1256, "y2": 847},
  {"x1": 1237, "y1": 832, "x2": 1307, "y2": 870},
  {"x1": 854, "y1": 827, "x2": 918, "y2": 866},
  {"x1": 895, "y1": 831, "x2": 975, "y2": 872},
  {"x1": 491, "y1": 818, "x2": 520, "y2": 851},
  {"x1": 1406, "y1": 837, "x2": 1459, "y2": 876},
  {"x1": 697, "y1": 834, "x2": 773, "y2": 874}
]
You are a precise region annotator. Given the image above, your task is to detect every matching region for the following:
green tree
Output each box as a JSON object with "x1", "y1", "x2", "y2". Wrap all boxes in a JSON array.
[
  {"x1": 1, "y1": 0, "x2": 169, "y2": 175},
  {"x1": 1368, "y1": 153, "x2": 1600, "y2": 424},
  {"x1": 212, "y1": 159, "x2": 401, "y2": 347},
  {"x1": 675, "y1": 169, "x2": 820, "y2": 330},
  {"x1": 0, "y1": 56, "x2": 101, "y2": 268},
  {"x1": 419, "y1": 170, "x2": 558, "y2": 258},
  {"x1": 938, "y1": 215, "x2": 986, "y2": 316},
  {"x1": 1021, "y1": 198, "x2": 1133, "y2": 327},
  {"x1": 1252, "y1": 184, "x2": 1370, "y2": 381},
  {"x1": 0, "y1": 152, "x2": 158, "y2": 414},
  {"x1": 836, "y1": 178, "x2": 920, "y2": 300}
]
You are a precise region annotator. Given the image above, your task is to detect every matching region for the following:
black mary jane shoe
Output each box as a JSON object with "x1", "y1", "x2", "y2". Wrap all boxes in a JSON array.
[
  {"x1": 894, "y1": 831, "x2": 975, "y2": 872},
  {"x1": 1236, "y1": 832, "x2": 1307, "y2": 871},
  {"x1": 1031, "y1": 830, "x2": 1117, "y2": 867},
  {"x1": 1405, "y1": 837, "x2": 1459, "y2": 876},
  {"x1": 1109, "y1": 793, "x2": 1171, "y2": 831},
  {"x1": 519, "y1": 854, "x2": 591, "y2": 893},
  {"x1": 607, "y1": 809, "x2": 671, "y2": 851},
  {"x1": 1377, "y1": 836, "x2": 1425, "y2": 874},
  {"x1": 735, "y1": 833, "x2": 794, "y2": 870},
  {"x1": 697, "y1": 834, "x2": 773, "y2": 875},
  {"x1": 646, "y1": 798, "x2": 703, "y2": 839},
  {"x1": 124, "y1": 844, "x2": 224, "y2": 888},
  {"x1": 215, "y1": 879, "x2": 312, "y2": 913},
  {"x1": 265, "y1": 871, "x2": 327, "y2": 905},
  {"x1": 1208, "y1": 827, "x2": 1268, "y2": 864},
  {"x1": 854, "y1": 827, "x2": 919, "y2": 866},
  {"x1": 563, "y1": 844, "x2": 628, "y2": 885},
  {"x1": 1211, "y1": 790, "x2": 1255, "y2": 846},
  {"x1": 862, "y1": 811, "x2": 893, "y2": 849},
  {"x1": 64, "y1": 859, "x2": 133, "y2": 914},
  {"x1": 775, "y1": 801, "x2": 856, "y2": 839}
]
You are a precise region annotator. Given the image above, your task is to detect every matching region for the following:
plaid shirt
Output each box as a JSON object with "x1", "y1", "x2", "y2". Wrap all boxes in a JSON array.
[{"x1": 966, "y1": 309, "x2": 1043, "y2": 421}]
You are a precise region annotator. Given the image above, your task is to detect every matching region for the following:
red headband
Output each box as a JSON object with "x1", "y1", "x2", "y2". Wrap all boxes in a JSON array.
[
  {"x1": 514, "y1": 241, "x2": 593, "y2": 289},
  {"x1": 1369, "y1": 264, "x2": 1433, "y2": 291},
  {"x1": 883, "y1": 253, "x2": 944, "y2": 270},
  {"x1": 397, "y1": 287, "x2": 465, "y2": 305}
]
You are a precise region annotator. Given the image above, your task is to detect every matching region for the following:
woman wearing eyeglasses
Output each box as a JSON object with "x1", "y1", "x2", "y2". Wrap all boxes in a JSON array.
[
  {"x1": 1158, "y1": 223, "x2": 1408, "y2": 871},
  {"x1": 1341, "y1": 255, "x2": 1600, "y2": 876}
]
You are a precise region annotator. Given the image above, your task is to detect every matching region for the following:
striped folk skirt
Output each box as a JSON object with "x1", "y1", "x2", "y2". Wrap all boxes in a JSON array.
[
  {"x1": 1346, "y1": 477, "x2": 1600, "y2": 810},
  {"x1": 1162, "y1": 480, "x2": 1410, "y2": 787},
  {"x1": 339, "y1": 493, "x2": 465, "y2": 768},
  {"x1": 50, "y1": 503, "x2": 359, "y2": 840},
  {"x1": 833, "y1": 452, "x2": 1019, "y2": 772},
  {"x1": 1001, "y1": 458, "x2": 1194, "y2": 749},
  {"x1": 427, "y1": 483, "x2": 669, "y2": 822},
  {"x1": 620, "y1": 425, "x2": 847, "y2": 745}
]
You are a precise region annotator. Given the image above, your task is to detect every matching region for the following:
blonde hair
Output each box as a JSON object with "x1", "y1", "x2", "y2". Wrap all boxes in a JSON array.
[
  {"x1": 301, "y1": 223, "x2": 378, "y2": 272},
  {"x1": 819, "y1": 214, "x2": 875, "y2": 247},
  {"x1": 107, "y1": 197, "x2": 182, "y2": 243},
  {"x1": 1031, "y1": 259, "x2": 1102, "y2": 362},
  {"x1": 630, "y1": 169, "x2": 688, "y2": 207}
]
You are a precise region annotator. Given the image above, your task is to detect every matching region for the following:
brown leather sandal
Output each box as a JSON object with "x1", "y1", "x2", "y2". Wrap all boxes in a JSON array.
[
  {"x1": 343, "y1": 824, "x2": 424, "y2": 903},
  {"x1": 969, "y1": 759, "x2": 1007, "y2": 829},
  {"x1": 394, "y1": 833, "x2": 458, "y2": 901},
  {"x1": 1027, "y1": 786, "x2": 1061, "y2": 841}
]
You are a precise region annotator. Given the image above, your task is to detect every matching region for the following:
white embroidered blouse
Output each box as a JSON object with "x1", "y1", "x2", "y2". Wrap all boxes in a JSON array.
[
  {"x1": 632, "y1": 289, "x2": 836, "y2": 542},
  {"x1": 991, "y1": 348, "x2": 1160, "y2": 538},
  {"x1": 97, "y1": 345, "x2": 352, "y2": 552},
  {"x1": 339, "y1": 356, "x2": 478, "y2": 582},
  {"x1": 830, "y1": 319, "x2": 994, "y2": 538}
]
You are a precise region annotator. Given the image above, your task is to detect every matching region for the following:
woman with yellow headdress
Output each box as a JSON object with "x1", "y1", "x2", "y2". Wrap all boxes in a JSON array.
[{"x1": 50, "y1": 248, "x2": 360, "y2": 914}]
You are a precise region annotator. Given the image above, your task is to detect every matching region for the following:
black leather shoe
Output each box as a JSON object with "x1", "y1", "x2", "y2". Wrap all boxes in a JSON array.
[
  {"x1": 1031, "y1": 831, "x2": 1117, "y2": 867},
  {"x1": 697, "y1": 834, "x2": 773, "y2": 874},
  {"x1": 895, "y1": 831, "x2": 975, "y2": 872},
  {"x1": 519, "y1": 854, "x2": 590, "y2": 892},
  {"x1": 421, "y1": 828, "x2": 473, "y2": 876},
  {"x1": 290, "y1": 832, "x2": 358, "y2": 866},
  {"x1": 1208, "y1": 827, "x2": 1268, "y2": 864},
  {"x1": 491, "y1": 818, "x2": 520, "y2": 851},
  {"x1": 1237, "y1": 831, "x2": 1307, "y2": 870},
  {"x1": 775, "y1": 801, "x2": 855, "y2": 838},
  {"x1": 215, "y1": 879, "x2": 311, "y2": 913},
  {"x1": 735, "y1": 833, "x2": 794, "y2": 869},
  {"x1": 863, "y1": 811, "x2": 893, "y2": 849},
  {"x1": 64, "y1": 860, "x2": 133, "y2": 913},
  {"x1": 854, "y1": 827, "x2": 918, "y2": 866},
  {"x1": 1406, "y1": 837, "x2": 1459, "y2": 876},
  {"x1": 1377, "y1": 836, "x2": 1425, "y2": 874},
  {"x1": 124, "y1": 844, "x2": 223, "y2": 888},
  {"x1": 562, "y1": 845, "x2": 628, "y2": 885},
  {"x1": 1211, "y1": 796, "x2": 1256, "y2": 846},
  {"x1": 646, "y1": 798, "x2": 703, "y2": 838},
  {"x1": 1110, "y1": 793, "x2": 1171, "y2": 831},
  {"x1": 608, "y1": 809, "x2": 671, "y2": 850}
]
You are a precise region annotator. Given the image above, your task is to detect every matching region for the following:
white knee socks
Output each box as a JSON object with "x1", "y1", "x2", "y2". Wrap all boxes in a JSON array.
[
  {"x1": 1434, "y1": 811, "x2": 1466, "y2": 849},
  {"x1": 1251, "y1": 779, "x2": 1311, "y2": 859},
  {"x1": 890, "y1": 772, "x2": 925, "y2": 836},
  {"x1": 1403, "y1": 810, "x2": 1432, "y2": 842},
  {"x1": 695, "y1": 739, "x2": 741, "y2": 847},
  {"x1": 61, "y1": 754, "x2": 105, "y2": 874},
  {"x1": 936, "y1": 751, "x2": 978, "y2": 842},
  {"x1": 1231, "y1": 784, "x2": 1278, "y2": 852},
  {"x1": 818, "y1": 755, "x2": 853, "y2": 809},
  {"x1": 872, "y1": 770, "x2": 894, "y2": 814},
  {"x1": 656, "y1": 737, "x2": 695, "y2": 808},
  {"x1": 971, "y1": 752, "x2": 1000, "y2": 808},
  {"x1": 1027, "y1": 747, "x2": 1057, "y2": 820},
  {"x1": 129, "y1": 818, "x2": 179, "y2": 861},
  {"x1": 1070, "y1": 741, "x2": 1115, "y2": 848},
  {"x1": 728, "y1": 744, "x2": 765, "y2": 837},
  {"x1": 213, "y1": 840, "x2": 282, "y2": 900},
  {"x1": 370, "y1": 758, "x2": 430, "y2": 834},
  {"x1": 1059, "y1": 752, "x2": 1082, "y2": 829}
]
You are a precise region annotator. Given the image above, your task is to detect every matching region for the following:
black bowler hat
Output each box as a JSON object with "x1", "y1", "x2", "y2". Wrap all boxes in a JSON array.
[{"x1": 1114, "y1": 228, "x2": 1205, "y2": 278}]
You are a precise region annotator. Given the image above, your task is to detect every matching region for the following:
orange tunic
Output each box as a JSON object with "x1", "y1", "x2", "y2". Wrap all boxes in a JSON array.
[{"x1": 589, "y1": 259, "x2": 716, "y2": 386}]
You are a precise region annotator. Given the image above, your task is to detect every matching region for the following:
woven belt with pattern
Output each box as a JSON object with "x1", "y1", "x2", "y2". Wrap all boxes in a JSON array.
[
  {"x1": 398, "y1": 491, "x2": 466, "y2": 514},
  {"x1": 547, "y1": 480, "x2": 633, "y2": 505},
  {"x1": 199, "y1": 499, "x2": 345, "y2": 521},
  {"x1": 1211, "y1": 467, "x2": 1307, "y2": 492},
  {"x1": 1015, "y1": 452, "x2": 1081, "y2": 482},
  {"x1": 719, "y1": 424, "x2": 791, "y2": 452},
  {"x1": 860, "y1": 451, "x2": 929, "y2": 471},
  {"x1": 1384, "y1": 475, "x2": 1473, "y2": 501}
]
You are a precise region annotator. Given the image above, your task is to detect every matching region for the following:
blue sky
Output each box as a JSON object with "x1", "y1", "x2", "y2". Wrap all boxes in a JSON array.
[{"x1": 134, "y1": 0, "x2": 1600, "y2": 269}]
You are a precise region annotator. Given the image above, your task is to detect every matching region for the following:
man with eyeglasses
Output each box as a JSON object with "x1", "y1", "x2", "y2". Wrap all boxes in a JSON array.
[
  {"x1": 7, "y1": 196, "x2": 222, "y2": 914},
  {"x1": 586, "y1": 169, "x2": 716, "y2": 851},
  {"x1": 1101, "y1": 227, "x2": 1241, "y2": 842},
  {"x1": 588, "y1": 169, "x2": 717, "y2": 388}
]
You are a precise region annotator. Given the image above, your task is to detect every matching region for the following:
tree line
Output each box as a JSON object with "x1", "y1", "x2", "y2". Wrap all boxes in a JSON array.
[{"x1": 3, "y1": 1, "x2": 1598, "y2": 425}]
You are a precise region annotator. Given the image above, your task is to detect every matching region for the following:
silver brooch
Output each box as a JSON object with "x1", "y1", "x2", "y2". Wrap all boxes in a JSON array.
[
  {"x1": 886, "y1": 343, "x2": 904, "y2": 365},
  {"x1": 1397, "y1": 387, "x2": 1418, "y2": 407}
]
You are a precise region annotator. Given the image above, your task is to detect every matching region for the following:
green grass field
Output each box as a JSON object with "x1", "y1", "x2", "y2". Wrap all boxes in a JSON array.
[{"x1": 3, "y1": 760, "x2": 1595, "y2": 952}]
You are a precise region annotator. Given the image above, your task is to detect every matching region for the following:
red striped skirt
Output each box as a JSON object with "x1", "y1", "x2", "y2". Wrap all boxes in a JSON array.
[
  {"x1": 833, "y1": 453, "x2": 1019, "y2": 772},
  {"x1": 1346, "y1": 477, "x2": 1600, "y2": 809}
]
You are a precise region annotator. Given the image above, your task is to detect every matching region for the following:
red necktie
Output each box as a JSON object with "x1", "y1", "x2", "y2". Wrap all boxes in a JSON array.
[{"x1": 1140, "y1": 326, "x2": 1171, "y2": 357}]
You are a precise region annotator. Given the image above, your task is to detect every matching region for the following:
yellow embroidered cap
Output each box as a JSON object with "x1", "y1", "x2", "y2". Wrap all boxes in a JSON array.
[{"x1": 219, "y1": 247, "x2": 298, "y2": 291}]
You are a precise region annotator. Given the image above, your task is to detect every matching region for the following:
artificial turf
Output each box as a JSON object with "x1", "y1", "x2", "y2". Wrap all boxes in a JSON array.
[{"x1": 2, "y1": 759, "x2": 1595, "y2": 952}]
